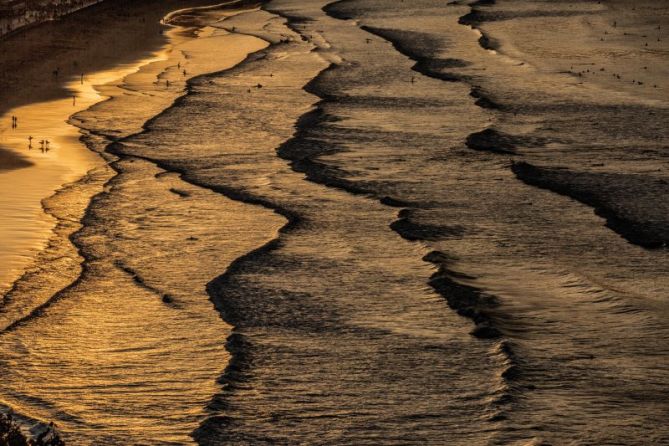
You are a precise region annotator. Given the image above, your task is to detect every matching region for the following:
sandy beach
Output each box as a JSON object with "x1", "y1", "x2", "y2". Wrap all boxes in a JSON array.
[
  {"x1": 0, "y1": 0, "x2": 284, "y2": 443},
  {"x1": 0, "y1": 0, "x2": 255, "y2": 295},
  {"x1": 0, "y1": 0, "x2": 667, "y2": 444},
  {"x1": 0, "y1": 0, "x2": 168, "y2": 296}
]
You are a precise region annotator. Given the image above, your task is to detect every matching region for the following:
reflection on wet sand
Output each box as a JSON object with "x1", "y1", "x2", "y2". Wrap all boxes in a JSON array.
[
  {"x1": 0, "y1": 0, "x2": 242, "y2": 296},
  {"x1": 0, "y1": 0, "x2": 221, "y2": 296},
  {"x1": 0, "y1": 0, "x2": 667, "y2": 444},
  {"x1": 1, "y1": 1, "x2": 283, "y2": 444},
  {"x1": 0, "y1": 49, "x2": 170, "y2": 296}
]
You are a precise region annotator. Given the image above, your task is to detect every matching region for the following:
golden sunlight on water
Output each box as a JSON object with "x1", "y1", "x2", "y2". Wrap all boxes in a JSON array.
[
  {"x1": 0, "y1": 159, "x2": 283, "y2": 443},
  {"x1": 0, "y1": 59, "x2": 170, "y2": 295},
  {"x1": 0, "y1": 5, "x2": 284, "y2": 443},
  {"x1": 0, "y1": 0, "x2": 666, "y2": 444}
]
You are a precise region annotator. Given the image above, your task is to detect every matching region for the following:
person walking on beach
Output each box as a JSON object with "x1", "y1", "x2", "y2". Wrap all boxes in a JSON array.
[{"x1": 28, "y1": 136, "x2": 33, "y2": 149}]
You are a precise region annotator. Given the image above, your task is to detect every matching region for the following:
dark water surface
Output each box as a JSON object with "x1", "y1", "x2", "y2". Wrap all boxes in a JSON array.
[{"x1": 0, "y1": 0, "x2": 667, "y2": 444}]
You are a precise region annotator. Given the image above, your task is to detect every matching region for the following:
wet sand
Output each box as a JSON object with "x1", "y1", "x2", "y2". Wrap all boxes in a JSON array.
[
  {"x1": 0, "y1": 1, "x2": 280, "y2": 443},
  {"x1": 0, "y1": 0, "x2": 667, "y2": 444},
  {"x1": 0, "y1": 0, "x2": 167, "y2": 295},
  {"x1": 0, "y1": 0, "x2": 238, "y2": 296}
]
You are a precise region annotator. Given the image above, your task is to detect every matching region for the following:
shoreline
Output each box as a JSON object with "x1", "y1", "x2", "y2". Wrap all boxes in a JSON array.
[
  {"x1": 1, "y1": 0, "x2": 666, "y2": 444},
  {"x1": 1, "y1": 2, "x2": 282, "y2": 442},
  {"x1": 0, "y1": 0, "x2": 225, "y2": 297},
  {"x1": 0, "y1": 0, "x2": 172, "y2": 296}
]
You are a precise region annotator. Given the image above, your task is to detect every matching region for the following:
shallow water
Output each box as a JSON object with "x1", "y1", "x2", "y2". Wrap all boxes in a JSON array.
[
  {"x1": 0, "y1": 71, "x2": 108, "y2": 296},
  {"x1": 292, "y1": 0, "x2": 669, "y2": 443},
  {"x1": 0, "y1": 3, "x2": 283, "y2": 444},
  {"x1": 0, "y1": 0, "x2": 667, "y2": 444}
]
